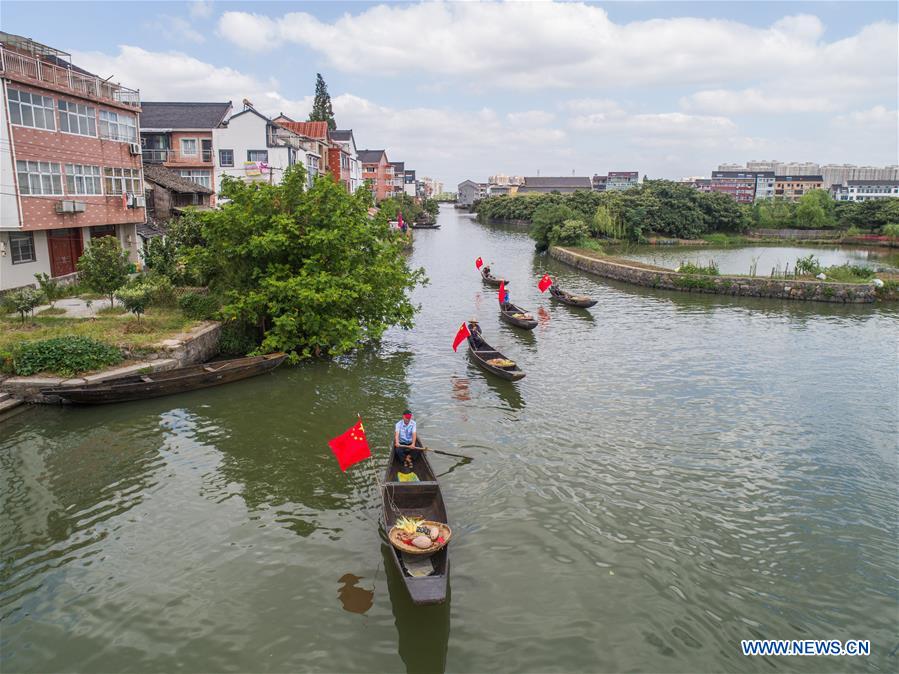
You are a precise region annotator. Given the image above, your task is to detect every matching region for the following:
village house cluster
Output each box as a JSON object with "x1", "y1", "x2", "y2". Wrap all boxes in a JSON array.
[
  {"x1": 459, "y1": 162, "x2": 899, "y2": 209},
  {"x1": 0, "y1": 32, "x2": 438, "y2": 292}
]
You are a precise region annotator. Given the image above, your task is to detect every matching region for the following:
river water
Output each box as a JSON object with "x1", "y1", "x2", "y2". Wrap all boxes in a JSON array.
[
  {"x1": 2, "y1": 205, "x2": 897, "y2": 673},
  {"x1": 615, "y1": 244, "x2": 899, "y2": 276}
]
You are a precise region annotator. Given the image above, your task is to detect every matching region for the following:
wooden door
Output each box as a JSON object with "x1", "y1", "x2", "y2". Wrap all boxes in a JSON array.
[{"x1": 48, "y1": 229, "x2": 83, "y2": 277}]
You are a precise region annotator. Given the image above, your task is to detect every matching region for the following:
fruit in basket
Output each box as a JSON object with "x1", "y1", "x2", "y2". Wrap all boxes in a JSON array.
[
  {"x1": 486, "y1": 358, "x2": 515, "y2": 368},
  {"x1": 428, "y1": 527, "x2": 440, "y2": 541},
  {"x1": 412, "y1": 535, "x2": 433, "y2": 549},
  {"x1": 395, "y1": 516, "x2": 423, "y2": 534}
]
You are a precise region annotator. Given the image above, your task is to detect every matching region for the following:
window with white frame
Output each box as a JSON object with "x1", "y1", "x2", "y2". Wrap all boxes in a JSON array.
[
  {"x1": 99, "y1": 110, "x2": 137, "y2": 142},
  {"x1": 16, "y1": 160, "x2": 63, "y2": 195},
  {"x1": 180, "y1": 138, "x2": 198, "y2": 156},
  {"x1": 7, "y1": 88, "x2": 56, "y2": 130},
  {"x1": 103, "y1": 167, "x2": 141, "y2": 195},
  {"x1": 58, "y1": 100, "x2": 96, "y2": 136},
  {"x1": 179, "y1": 169, "x2": 211, "y2": 189},
  {"x1": 9, "y1": 231, "x2": 37, "y2": 264},
  {"x1": 65, "y1": 164, "x2": 103, "y2": 195},
  {"x1": 219, "y1": 149, "x2": 234, "y2": 167},
  {"x1": 247, "y1": 150, "x2": 268, "y2": 163}
]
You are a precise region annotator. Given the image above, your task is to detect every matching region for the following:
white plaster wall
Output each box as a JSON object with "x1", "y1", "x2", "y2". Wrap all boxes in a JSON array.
[
  {"x1": 213, "y1": 112, "x2": 291, "y2": 190},
  {"x1": 1, "y1": 81, "x2": 23, "y2": 229},
  {"x1": 0, "y1": 230, "x2": 50, "y2": 290}
]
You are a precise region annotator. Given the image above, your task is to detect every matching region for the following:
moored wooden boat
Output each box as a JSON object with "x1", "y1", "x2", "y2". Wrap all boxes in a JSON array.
[
  {"x1": 480, "y1": 268, "x2": 509, "y2": 287},
  {"x1": 500, "y1": 302, "x2": 538, "y2": 330},
  {"x1": 382, "y1": 437, "x2": 450, "y2": 605},
  {"x1": 41, "y1": 353, "x2": 287, "y2": 404},
  {"x1": 466, "y1": 324, "x2": 525, "y2": 381},
  {"x1": 549, "y1": 285, "x2": 597, "y2": 308},
  {"x1": 410, "y1": 222, "x2": 441, "y2": 230}
]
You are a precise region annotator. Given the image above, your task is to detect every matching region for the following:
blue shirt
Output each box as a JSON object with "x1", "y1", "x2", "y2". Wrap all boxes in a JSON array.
[{"x1": 396, "y1": 419, "x2": 416, "y2": 445}]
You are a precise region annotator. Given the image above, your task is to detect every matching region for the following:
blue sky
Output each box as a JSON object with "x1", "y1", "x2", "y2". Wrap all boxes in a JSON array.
[{"x1": 4, "y1": 1, "x2": 897, "y2": 186}]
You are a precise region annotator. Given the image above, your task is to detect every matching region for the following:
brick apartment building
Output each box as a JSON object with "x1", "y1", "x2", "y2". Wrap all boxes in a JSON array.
[
  {"x1": 139, "y1": 101, "x2": 232, "y2": 201},
  {"x1": 0, "y1": 32, "x2": 145, "y2": 291},
  {"x1": 358, "y1": 149, "x2": 391, "y2": 201},
  {"x1": 774, "y1": 175, "x2": 824, "y2": 201}
]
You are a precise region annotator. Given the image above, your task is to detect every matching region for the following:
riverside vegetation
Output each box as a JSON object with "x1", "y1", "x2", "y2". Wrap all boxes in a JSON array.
[{"x1": 473, "y1": 180, "x2": 899, "y2": 248}]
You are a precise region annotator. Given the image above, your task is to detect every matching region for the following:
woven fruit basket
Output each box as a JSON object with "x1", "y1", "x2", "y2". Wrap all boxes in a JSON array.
[{"x1": 388, "y1": 521, "x2": 453, "y2": 556}]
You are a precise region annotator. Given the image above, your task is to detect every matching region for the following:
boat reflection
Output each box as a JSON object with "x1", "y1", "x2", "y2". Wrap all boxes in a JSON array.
[
  {"x1": 500, "y1": 320, "x2": 536, "y2": 347},
  {"x1": 382, "y1": 543, "x2": 451, "y2": 674},
  {"x1": 469, "y1": 362, "x2": 525, "y2": 411},
  {"x1": 337, "y1": 573, "x2": 374, "y2": 615},
  {"x1": 450, "y1": 376, "x2": 471, "y2": 402}
]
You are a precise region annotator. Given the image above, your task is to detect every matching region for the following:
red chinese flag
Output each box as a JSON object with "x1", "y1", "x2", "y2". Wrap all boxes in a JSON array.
[
  {"x1": 328, "y1": 418, "x2": 371, "y2": 471},
  {"x1": 498, "y1": 280, "x2": 505, "y2": 305},
  {"x1": 452, "y1": 322, "x2": 471, "y2": 352},
  {"x1": 538, "y1": 274, "x2": 553, "y2": 292},
  {"x1": 475, "y1": 256, "x2": 483, "y2": 270}
]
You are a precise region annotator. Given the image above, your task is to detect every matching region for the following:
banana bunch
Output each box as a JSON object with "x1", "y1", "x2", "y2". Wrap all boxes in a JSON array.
[{"x1": 395, "y1": 516, "x2": 424, "y2": 534}]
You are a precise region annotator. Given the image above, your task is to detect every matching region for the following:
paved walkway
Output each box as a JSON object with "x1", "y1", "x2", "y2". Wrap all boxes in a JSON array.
[{"x1": 32, "y1": 297, "x2": 119, "y2": 318}]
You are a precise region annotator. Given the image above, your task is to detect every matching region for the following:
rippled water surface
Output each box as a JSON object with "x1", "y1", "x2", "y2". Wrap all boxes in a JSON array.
[
  {"x1": 616, "y1": 244, "x2": 899, "y2": 275},
  {"x1": 2, "y1": 206, "x2": 897, "y2": 673}
]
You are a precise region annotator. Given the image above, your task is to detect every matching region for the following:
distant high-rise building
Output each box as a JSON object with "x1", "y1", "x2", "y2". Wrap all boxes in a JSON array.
[{"x1": 718, "y1": 161, "x2": 899, "y2": 189}]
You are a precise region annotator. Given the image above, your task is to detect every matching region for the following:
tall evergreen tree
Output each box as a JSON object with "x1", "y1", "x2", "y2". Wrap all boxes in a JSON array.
[{"x1": 309, "y1": 73, "x2": 336, "y2": 131}]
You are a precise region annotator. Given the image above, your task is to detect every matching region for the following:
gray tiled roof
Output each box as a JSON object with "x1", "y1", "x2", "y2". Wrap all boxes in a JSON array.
[
  {"x1": 330, "y1": 130, "x2": 354, "y2": 142},
  {"x1": 140, "y1": 102, "x2": 232, "y2": 130},
  {"x1": 143, "y1": 164, "x2": 214, "y2": 194},
  {"x1": 358, "y1": 149, "x2": 386, "y2": 164}
]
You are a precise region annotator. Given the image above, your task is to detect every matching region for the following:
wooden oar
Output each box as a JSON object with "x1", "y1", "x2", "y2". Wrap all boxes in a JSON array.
[{"x1": 420, "y1": 446, "x2": 475, "y2": 461}]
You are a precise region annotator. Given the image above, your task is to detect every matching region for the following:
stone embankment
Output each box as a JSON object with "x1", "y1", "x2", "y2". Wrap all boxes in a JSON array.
[
  {"x1": 550, "y1": 247, "x2": 879, "y2": 304},
  {"x1": 0, "y1": 321, "x2": 222, "y2": 405}
]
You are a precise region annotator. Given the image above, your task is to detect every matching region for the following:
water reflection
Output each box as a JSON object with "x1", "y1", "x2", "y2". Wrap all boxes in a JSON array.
[
  {"x1": 469, "y1": 362, "x2": 525, "y2": 411},
  {"x1": 450, "y1": 376, "x2": 471, "y2": 402},
  {"x1": 382, "y1": 544, "x2": 450, "y2": 674},
  {"x1": 337, "y1": 573, "x2": 374, "y2": 614},
  {"x1": 500, "y1": 320, "x2": 536, "y2": 347}
]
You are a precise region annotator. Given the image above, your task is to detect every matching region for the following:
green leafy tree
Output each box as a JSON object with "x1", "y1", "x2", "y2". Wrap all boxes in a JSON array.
[
  {"x1": 529, "y1": 203, "x2": 579, "y2": 251},
  {"x1": 796, "y1": 191, "x2": 828, "y2": 229},
  {"x1": 116, "y1": 283, "x2": 152, "y2": 323},
  {"x1": 550, "y1": 219, "x2": 591, "y2": 246},
  {"x1": 34, "y1": 272, "x2": 63, "y2": 308},
  {"x1": 182, "y1": 166, "x2": 425, "y2": 357},
  {"x1": 3, "y1": 287, "x2": 44, "y2": 324},
  {"x1": 77, "y1": 236, "x2": 130, "y2": 308},
  {"x1": 309, "y1": 73, "x2": 336, "y2": 131}
]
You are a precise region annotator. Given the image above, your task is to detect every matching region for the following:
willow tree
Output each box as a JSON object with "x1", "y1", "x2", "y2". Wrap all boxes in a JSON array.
[{"x1": 186, "y1": 167, "x2": 425, "y2": 358}]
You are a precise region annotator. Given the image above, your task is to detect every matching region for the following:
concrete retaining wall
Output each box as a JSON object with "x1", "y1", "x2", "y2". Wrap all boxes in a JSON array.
[
  {"x1": 1, "y1": 321, "x2": 223, "y2": 403},
  {"x1": 550, "y1": 247, "x2": 877, "y2": 304}
]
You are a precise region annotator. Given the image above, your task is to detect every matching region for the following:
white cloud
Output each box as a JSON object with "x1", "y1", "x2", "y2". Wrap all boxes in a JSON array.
[
  {"x1": 215, "y1": 3, "x2": 896, "y2": 101},
  {"x1": 832, "y1": 105, "x2": 899, "y2": 129},
  {"x1": 69, "y1": 46, "x2": 309, "y2": 114},
  {"x1": 190, "y1": 1, "x2": 214, "y2": 20},
  {"x1": 169, "y1": 16, "x2": 206, "y2": 44},
  {"x1": 681, "y1": 88, "x2": 838, "y2": 114}
]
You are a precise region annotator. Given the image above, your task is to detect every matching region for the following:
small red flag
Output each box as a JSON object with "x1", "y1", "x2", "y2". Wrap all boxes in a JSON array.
[
  {"x1": 538, "y1": 274, "x2": 553, "y2": 292},
  {"x1": 452, "y1": 322, "x2": 471, "y2": 351},
  {"x1": 328, "y1": 417, "x2": 371, "y2": 471},
  {"x1": 498, "y1": 280, "x2": 505, "y2": 305},
  {"x1": 475, "y1": 257, "x2": 483, "y2": 270}
]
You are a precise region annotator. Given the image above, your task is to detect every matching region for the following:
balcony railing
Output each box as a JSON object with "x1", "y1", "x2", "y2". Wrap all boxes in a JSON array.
[
  {"x1": 141, "y1": 148, "x2": 215, "y2": 164},
  {"x1": 0, "y1": 45, "x2": 140, "y2": 107}
]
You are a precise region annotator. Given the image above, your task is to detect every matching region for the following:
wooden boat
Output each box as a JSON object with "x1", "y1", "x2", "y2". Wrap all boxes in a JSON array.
[
  {"x1": 480, "y1": 268, "x2": 509, "y2": 287},
  {"x1": 500, "y1": 302, "x2": 538, "y2": 330},
  {"x1": 466, "y1": 324, "x2": 525, "y2": 381},
  {"x1": 410, "y1": 222, "x2": 441, "y2": 230},
  {"x1": 41, "y1": 353, "x2": 287, "y2": 404},
  {"x1": 382, "y1": 437, "x2": 450, "y2": 605},
  {"x1": 549, "y1": 285, "x2": 597, "y2": 308}
]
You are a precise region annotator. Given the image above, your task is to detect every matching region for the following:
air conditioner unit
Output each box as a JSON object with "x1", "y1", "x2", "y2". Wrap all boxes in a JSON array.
[
  {"x1": 55, "y1": 200, "x2": 75, "y2": 213},
  {"x1": 132, "y1": 195, "x2": 146, "y2": 209},
  {"x1": 128, "y1": 143, "x2": 142, "y2": 156},
  {"x1": 72, "y1": 201, "x2": 87, "y2": 213}
]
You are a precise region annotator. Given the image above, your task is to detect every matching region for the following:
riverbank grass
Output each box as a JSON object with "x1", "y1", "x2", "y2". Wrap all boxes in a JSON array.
[{"x1": 0, "y1": 308, "x2": 199, "y2": 355}]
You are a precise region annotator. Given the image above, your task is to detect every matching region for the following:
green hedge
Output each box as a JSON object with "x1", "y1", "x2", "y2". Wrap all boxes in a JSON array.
[
  {"x1": 178, "y1": 292, "x2": 220, "y2": 320},
  {"x1": 13, "y1": 336, "x2": 122, "y2": 376}
]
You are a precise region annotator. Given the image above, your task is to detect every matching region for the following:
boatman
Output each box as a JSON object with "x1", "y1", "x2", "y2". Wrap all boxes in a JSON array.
[{"x1": 394, "y1": 409, "x2": 419, "y2": 470}]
